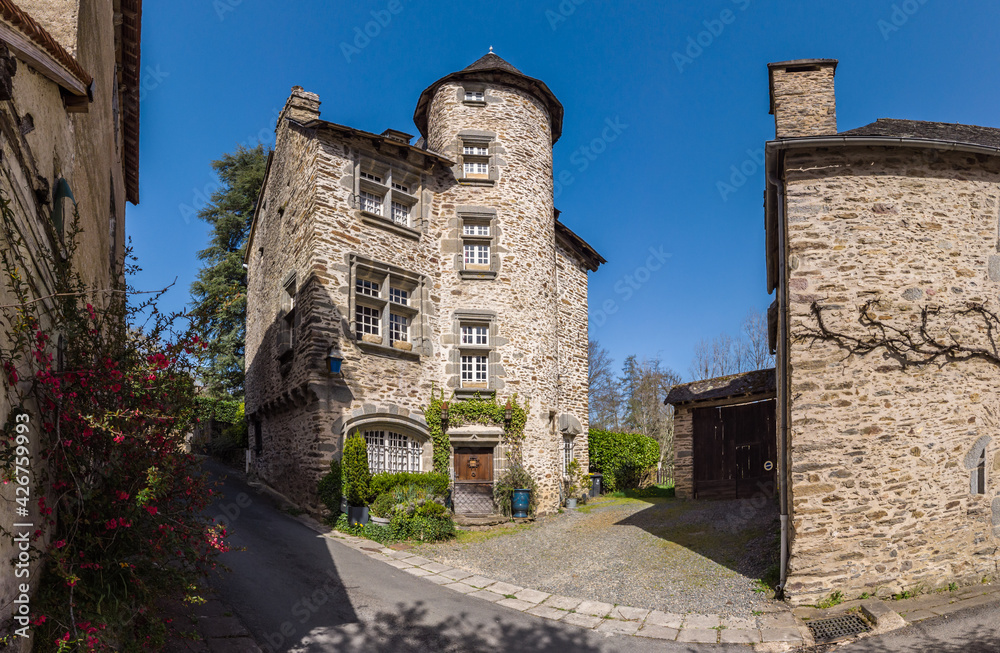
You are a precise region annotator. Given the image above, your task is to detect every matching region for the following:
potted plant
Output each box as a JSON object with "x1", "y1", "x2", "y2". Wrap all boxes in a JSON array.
[
  {"x1": 565, "y1": 459, "x2": 585, "y2": 509},
  {"x1": 343, "y1": 431, "x2": 372, "y2": 526},
  {"x1": 369, "y1": 492, "x2": 394, "y2": 526}
]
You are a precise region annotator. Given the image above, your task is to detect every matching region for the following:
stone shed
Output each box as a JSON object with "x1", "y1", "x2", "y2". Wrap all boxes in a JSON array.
[{"x1": 666, "y1": 369, "x2": 776, "y2": 501}]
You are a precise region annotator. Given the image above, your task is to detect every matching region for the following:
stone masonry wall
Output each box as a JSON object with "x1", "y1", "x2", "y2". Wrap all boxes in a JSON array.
[
  {"x1": 770, "y1": 63, "x2": 837, "y2": 138},
  {"x1": 782, "y1": 146, "x2": 1000, "y2": 604},
  {"x1": 556, "y1": 242, "x2": 591, "y2": 474}
]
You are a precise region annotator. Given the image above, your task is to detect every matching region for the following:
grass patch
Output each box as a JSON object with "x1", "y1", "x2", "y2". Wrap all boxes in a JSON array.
[
  {"x1": 607, "y1": 484, "x2": 676, "y2": 500},
  {"x1": 451, "y1": 523, "x2": 532, "y2": 545},
  {"x1": 816, "y1": 591, "x2": 844, "y2": 609}
]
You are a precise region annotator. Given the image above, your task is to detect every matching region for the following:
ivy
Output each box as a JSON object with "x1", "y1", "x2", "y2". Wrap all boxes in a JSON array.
[{"x1": 423, "y1": 389, "x2": 528, "y2": 474}]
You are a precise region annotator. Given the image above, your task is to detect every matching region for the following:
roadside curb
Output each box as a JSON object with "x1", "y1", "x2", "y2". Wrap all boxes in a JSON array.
[{"x1": 322, "y1": 529, "x2": 807, "y2": 646}]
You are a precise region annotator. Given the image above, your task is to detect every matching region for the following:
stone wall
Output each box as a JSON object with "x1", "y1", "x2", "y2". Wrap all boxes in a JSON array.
[
  {"x1": 781, "y1": 145, "x2": 1000, "y2": 604},
  {"x1": 673, "y1": 408, "x2": 694, "y2": 499},
  {"x1": 0, "y1": 3, "x2": 129, "y2": 644},
  {"x1": 769, "y1": 60, "x2": 837, "y2": 138},
  {"x1": 245, "y1": 71, "x2": 596, "y2": 515}
]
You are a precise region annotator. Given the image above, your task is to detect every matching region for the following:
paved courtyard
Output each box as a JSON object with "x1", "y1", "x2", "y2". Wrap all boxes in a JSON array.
[{"x1": 412, "y1": 493, "x2": 783, "y2": 619}]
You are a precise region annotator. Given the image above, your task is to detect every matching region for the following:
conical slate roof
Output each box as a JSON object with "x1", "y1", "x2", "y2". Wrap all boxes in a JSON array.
[{"x1": 413, "y1": 51, "x2": 563, "y2": 144}]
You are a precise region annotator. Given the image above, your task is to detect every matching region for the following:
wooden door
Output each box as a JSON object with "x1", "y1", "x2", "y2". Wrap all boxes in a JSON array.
[
  {"x1": 692, "y1": 400, "x2": 776, "y2": 500},
  {"x1": 453, "y1": 447, "x2": 495, "y2": 514}
]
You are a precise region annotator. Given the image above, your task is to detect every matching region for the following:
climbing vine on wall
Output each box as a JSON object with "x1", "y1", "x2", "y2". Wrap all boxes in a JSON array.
[
  {"x1": 803, "y1": 299, "x2": 1000, "y2": 369},
  {"x1": 423, "y1": 389, "x2": 528, "y2": 475}
]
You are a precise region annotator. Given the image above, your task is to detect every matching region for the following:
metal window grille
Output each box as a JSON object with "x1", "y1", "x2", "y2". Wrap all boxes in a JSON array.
[
  {"x1": 464, "y1": 244, "x2": 490, "y2": 266},
  {"x1": 461, "y1": 355, "x2": 488, "y2": 384},
  {"x1": 464, "y1": 162, "x2": 488, "y2": 176},
  {"x1": 389, "y1": 287, "x2": 408, "y2": 305},
  {"x1": 563, "y1": 436, "x2": 574, "y2": 475},
  {"x1": 390, "y1": 201, "x2": 410, "y2": 226},
  {"x1": 355, "y1": 305, "x2": 380, "y2": 336},
  {"x1": 463, "y1": 224, "x2": 490, "y2": 236},
  {"x1": 389, "y1": 313, "x2": 409, "y2": 343},
  {"x1": 461, "y1": 326, "x2": 488, "y2": 346},
  {"x1": 360, "y1": 191, "x2": 383, "y2": 215},
  {"x1": 364, "y1": 430, "x2": 421, "y2": 473},
  {"x1": 361, "y1": 171, "x2": 382, "y2": 183},
  {"x1": 392, "y1": 182, "x2": 409, "y2": 193},
  {"x1": 356, "y1": 278, "x2": 380, "y2": 297}
]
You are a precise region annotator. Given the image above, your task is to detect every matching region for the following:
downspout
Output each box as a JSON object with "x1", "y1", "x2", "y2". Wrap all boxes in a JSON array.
[{"x1": 767, "y1": 158, "x2": 790, "y2": 596}]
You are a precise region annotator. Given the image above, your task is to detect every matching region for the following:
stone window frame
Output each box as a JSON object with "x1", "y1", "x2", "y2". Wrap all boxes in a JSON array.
[
  {"x1": 451, "y1": 310, "x2": 503, "y2": 399},
  {"x1": 349, "y1": 254, "x2": 426, "y2": 360},
  {"x1": 354, "y1": 155, "x2": 422, "y2": 240},
  {"x1": 276, "y1": 271, "x2": 296, "y2": 360},
  {"x1": 364, "y1": 429, "x2": 422, "y2": 474},
  {"x1": 343, "y1": 409, "x2": 434, "y2": 473},
  {"x1": 455, "y1": 130, "x2": 498, "y2": 187},
  {"x1": 460, "y1": 84, "x2": 487, "y2": 107},
  {"x1": 457, "y1": 207, "x2": 499, "y2": 281}
]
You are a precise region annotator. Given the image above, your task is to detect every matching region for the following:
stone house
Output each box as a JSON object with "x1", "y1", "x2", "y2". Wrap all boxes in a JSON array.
[
  {"x1": 765, "y1": 58, "x2": 1000, "y2": 604},
  {"x1": 244, "y1": 53, "x2": 603, "y2": 516},
  {"x1": 0, "y1": 0, "x2": 141, "y2": 642}
]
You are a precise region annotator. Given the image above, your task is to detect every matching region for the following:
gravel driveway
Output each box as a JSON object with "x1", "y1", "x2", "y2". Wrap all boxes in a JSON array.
[{"x1": 413, "y1": 494, "x2": 782, "y2": 619}]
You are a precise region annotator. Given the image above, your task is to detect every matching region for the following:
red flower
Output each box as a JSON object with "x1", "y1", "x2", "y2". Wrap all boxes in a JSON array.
[{"x1": 145, "y1": 505, "x2": 158, "y2": 516}]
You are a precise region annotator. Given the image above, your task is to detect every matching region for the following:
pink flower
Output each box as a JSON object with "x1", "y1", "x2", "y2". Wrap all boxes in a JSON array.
[
  {"x1": 145, "y1": 506, "x2": 158, "y2": 516},
  {"x1": 54, "y1": 540, "x2": 66, "y2": 549}
]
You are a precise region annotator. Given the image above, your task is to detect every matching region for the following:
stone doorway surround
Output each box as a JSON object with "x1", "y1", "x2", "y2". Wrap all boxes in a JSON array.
[{"x1": 449, "y1": 425, "x2": 503, "y2": 515}]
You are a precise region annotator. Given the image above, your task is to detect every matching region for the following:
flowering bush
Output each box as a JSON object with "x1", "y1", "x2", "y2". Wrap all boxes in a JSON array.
[{"x1": 0, "y1": 193, "x2": 227, "y2": 651}]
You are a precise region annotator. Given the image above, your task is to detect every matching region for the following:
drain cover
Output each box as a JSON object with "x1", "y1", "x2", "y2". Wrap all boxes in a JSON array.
[{"x1": 807, "y1": 614, "x2": 871, "y2": 643}]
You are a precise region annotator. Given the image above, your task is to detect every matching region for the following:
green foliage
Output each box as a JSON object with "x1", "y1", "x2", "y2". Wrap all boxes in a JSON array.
[
  {"x1": 342, "y1": 431, "x2": 372, "y2": 506},
  {"x1": 370, "y1": 471, "x2": 449, "y2": 498},
  {"x1": 334, "y1": 506, "x2": 455, "y2": 543},
  {"x1": 494, "y1": 463, "x2": 538, "y2": 518},
  {"x1": 587, "y1": 428, "x2": 660, "y2": 491},
  {"x1": 189, "y1": 144, "x2": 269, "y2": 397},
  {"x1": 370, "y1": 492, "x2": 396, "y2": 518},
  {"x1": 317, "y1": 459, "x2": 343, "y2": 514},
  {"x1": 816, "y1": 590, "x2": 845, "y2": 608},
  {"x1": 424, "y1": 389, "x2": 528, "y2": 474},
  {"x1": 607, "y1": 484, "x2": 676, "y2": 499}
]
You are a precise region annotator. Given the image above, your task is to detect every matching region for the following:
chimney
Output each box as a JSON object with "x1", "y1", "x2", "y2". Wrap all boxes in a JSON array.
[
  {"x1": 768, "y1": 59, "x2": 838, "y2": 138},
  {"x1": 281, "y1": 86, "x2": 321, "y2": 124}
]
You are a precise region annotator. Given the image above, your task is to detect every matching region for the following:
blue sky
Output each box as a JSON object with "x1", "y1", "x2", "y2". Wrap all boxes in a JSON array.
[{"x1": 127, "y1": 0, "x2": 1000, "y2": 380}]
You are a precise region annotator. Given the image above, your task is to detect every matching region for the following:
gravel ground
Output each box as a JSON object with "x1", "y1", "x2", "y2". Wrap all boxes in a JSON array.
[{"x1": 413, "y1": 494, "x2": 783, "y2": 618}]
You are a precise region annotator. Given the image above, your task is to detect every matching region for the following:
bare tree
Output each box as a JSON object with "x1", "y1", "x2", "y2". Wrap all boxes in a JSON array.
[
  {"x1": 588, "y1": 339, "x2": 624, "y2": 431},
  {"x1": 621, "y1": 355, "x2": 682, "y2": 481},
  {"x1": 689, "y1": 308, "x2": 774, "y2": 380}
]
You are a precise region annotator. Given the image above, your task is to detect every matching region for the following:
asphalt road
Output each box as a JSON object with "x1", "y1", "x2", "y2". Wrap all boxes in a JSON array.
[{"x1": 202, "y1": 460, "x2": 1000, "y2": 653}]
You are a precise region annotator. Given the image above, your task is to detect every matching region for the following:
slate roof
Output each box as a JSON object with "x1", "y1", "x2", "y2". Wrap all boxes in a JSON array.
[
  {"x1": 664, "y1": 368, "x2": 776, "y2": 406},
  {"x1": 840, "y1": 118, "x2": 1000, "y2": 150},
  {"x1": 413, "y1": 51, "x2": 564, "y2": 143}
]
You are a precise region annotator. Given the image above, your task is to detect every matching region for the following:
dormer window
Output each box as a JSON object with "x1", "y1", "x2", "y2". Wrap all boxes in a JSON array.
[{"x1": 357, "y1": 158, "x2": 419, "y2": 236}]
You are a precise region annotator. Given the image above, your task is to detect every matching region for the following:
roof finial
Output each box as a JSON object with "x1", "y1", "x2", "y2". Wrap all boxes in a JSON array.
[{"x1": 489, "y1": 45, "x2": 494, "y2": 54}]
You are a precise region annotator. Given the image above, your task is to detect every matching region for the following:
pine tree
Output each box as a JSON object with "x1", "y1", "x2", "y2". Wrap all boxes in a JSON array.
[{"x1": 189, "y1": 144, "x2": 269, "y2": 397}]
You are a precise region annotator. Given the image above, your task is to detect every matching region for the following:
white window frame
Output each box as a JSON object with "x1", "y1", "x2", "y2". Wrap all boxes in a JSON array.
[
  {"x1": 463, "y1": 161, "x2": 489, "y2": 177},
  {"x1": 356, "y1": 278, "x2": 380, "y2": 297},
  {"x1": 389, "y1": 286, "x2": 409, "y2": 306},
  {"x1": 464, "y1": 90, "x2": 484, "y2": 102},
  {"x1": 390, "y1": 201, "x2": 410, "y2": 226},
  {"x1": 464, "y1": 244, "x2": 490, "y2": 266},
  {"x1": 461, "y1": 325, "x2": 488, "y2": 346},
  {"x1": 360, "y1": 190, "x2": 383, "y2": 216},
  {"x1": 364, "y1": 430, "x2": 422, "y2": 473},
  {"x1": 361, "y1": 171, "x2": 382, "y2": 183},
  {"x1": 563, "y1": 436, "x2": 575, "y2": 476},
  {"x1": 463, "y1": 224, "x2": 490, "y2": 236},
  {"x1": 463, "y1": 145, "x2": 488, "y2": 156},
  {"x1": 389, "y1": 312, "x2": 409, "y2": 343},
  {"x1": 461, "y1": 355, "x2": 488, "y2": 385},
  {"x1": 355, "y1": 304, "x2": 380, "y2": 337}
]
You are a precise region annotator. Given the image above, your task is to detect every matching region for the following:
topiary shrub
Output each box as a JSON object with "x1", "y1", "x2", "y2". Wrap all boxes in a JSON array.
[
  {"x1": 494, "y1": 463, "x2": 538, "y2": 518},
  {"x1": 370, "y1": 471, "x2": 449, "y2": 498},
  {"x1": 588, "y1": 429, "x2": 660, "y2": 492},
  {"x1": 317, "y1": 458, "x2": 343, "y2": 515},
  {"x1": 342, "y1": 431, "x2": 372, "y2": 506}
]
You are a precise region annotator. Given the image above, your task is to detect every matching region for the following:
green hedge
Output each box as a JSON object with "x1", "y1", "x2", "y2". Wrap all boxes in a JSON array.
[
  {"x1": 588, "y1": 428, "x2": 660, "y2": 492},
  {"x1": 370, "y1": 471, "x2": 449, "y2": 499},
  {"x1": 342, "y1": 432, "x2": 371, "y2": 506}
]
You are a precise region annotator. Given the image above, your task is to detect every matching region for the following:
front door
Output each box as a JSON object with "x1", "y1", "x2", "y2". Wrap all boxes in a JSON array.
[{"x1": 453, "y1": 447, "x2": 495, "y2": 515}]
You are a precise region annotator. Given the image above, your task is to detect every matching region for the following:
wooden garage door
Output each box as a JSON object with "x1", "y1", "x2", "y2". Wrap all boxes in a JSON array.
[{"x1": 692, "y1": 400, "x2": 776, "y2": 500}]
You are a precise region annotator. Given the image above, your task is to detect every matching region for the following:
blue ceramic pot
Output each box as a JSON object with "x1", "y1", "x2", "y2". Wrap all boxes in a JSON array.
[{"x1": 512, "y1": 489, "x2": 530, "y2": 518}]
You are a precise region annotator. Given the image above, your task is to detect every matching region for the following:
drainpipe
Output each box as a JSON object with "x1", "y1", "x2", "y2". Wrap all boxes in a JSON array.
[{"x1": 767, "y1": 159, "x2": 790, "y2": 596}]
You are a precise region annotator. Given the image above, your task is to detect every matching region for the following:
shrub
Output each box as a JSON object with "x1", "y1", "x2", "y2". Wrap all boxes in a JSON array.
[
  {"x1": 342, "y1": 431, "x2": 372, "y2": 506},
  {"x1": 494, "y1": 463, "x2": 538, "y2": 518},
  {"x1": 317, "y1": 459, "x2": 343, "y2": 515},
  {"x1": 370, "y1": 491, "x2": 396, "y2": 519},
  {"x1": 370, "y1": 470, "x2": 449, "y2": 498},
  {"x1": 588, "y1": 429, "x2": 660, "y2": 491}
]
